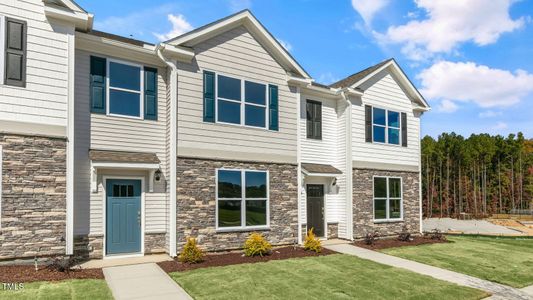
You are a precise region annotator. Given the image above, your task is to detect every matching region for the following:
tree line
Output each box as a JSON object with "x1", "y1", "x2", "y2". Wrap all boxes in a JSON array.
[{"x1": 421, "y1": 132, "x2": 533, "y2": 218}]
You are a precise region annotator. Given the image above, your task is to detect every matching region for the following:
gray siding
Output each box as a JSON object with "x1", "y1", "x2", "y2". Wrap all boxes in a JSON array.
[{"x1": 176, "y1": 26, "x2": 297, "y2": 163}]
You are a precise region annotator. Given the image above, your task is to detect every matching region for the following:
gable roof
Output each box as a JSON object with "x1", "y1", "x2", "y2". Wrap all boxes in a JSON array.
[
  {"x1": 330, "y1": 58, "x2": 430, "y2": 110},
  {"x1": 166, "y1": 10, "x2": 311, "y2": 79}
]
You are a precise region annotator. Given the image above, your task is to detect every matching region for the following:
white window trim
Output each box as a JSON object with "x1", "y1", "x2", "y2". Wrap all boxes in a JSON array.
[
  {"x1": 212, "y1": 71, "x2": 270, "y2": 130},
  {"x1": 215, "y1": 168, "x2": 270, "y2": 232},
  {"x1": 372, "y1": 106, "x2": 402, "y2": 146},
  {"x1": 106, "y1": 58, "x2": 144, "y2": 120},
  {"x1": 0, "y1": 15, "x2": 5, "y2": 85},
  {"x1": 373, "y1": 176, "x2": 403, "y2": 222}
]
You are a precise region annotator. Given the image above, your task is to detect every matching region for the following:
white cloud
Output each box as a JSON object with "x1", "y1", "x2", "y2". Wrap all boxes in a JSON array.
[
  {"x1": 351, "y1": 0, "x2": 389, "y2": 25},
  {"x1": 229, "y1": 0, "x2": 252, "y2": 12},
  {"x1": 318, "y1": 72, "x2": 340, "y2": 85},
  {"x1": 154, "y1": 14, "x2": 194, "y2": 41},
  {"x1": 492, "y1": 121, "x2": 508, "y2": 130},
  {"x1": 418, "y1": 61, "x2": 533, "y2": 109},
  {"x1": 478, "y1": 110, "x2": 502, "y2": 118},
  {"x1": 437, "y1": 99, "x2": 458, "y2": 113},
  {"x1": 379, "y1": 0, "x2": 525, "y2": 60},
  {"x1": 277, "y1": 39, "x2": 293, "y2": 52}
]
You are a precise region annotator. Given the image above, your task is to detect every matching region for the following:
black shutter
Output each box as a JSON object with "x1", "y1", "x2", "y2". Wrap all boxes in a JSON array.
[
  {"x1": 4, "y1": 17, "x2": 27, "y2": 87},
  {"x1": 306, "y1": 100, "x2": 322, "y2": 139},
  {"x1": 144, "y1": 67, "x2": 158, "y2": 120},
  {"x1": 401, "y1": 112, "x2": 407, "y2": 147},
  {"x1": 203, "y1": 71, "x2": 215, "y2": 122},
  {"x1": 365, "y1": 105, "x2": 372, "y2": 143},
  {"x1": 90, "y1": 56, "x2": 106, "y2": 114},
  {"x1": 268, "y1": 84, "x2": 279, "y2": 131}
]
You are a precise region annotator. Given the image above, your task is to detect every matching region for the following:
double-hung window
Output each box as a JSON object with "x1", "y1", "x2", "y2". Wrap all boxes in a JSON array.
[
  {"x1": 372, "y1": 107, "x2": 401, "y2": 145},
  {"x1": 306, "y1": 100, "x2": 322, "y2": 139},
  {"x1": 108, "y1": 61, "x2": 143, "y2": 118},
  {"x1": 216, "y1": 74, "x2": 268, "y2": 128},
  {"x1": 216, "y1": 169, "x2": 269, "y2": 230},
  {"x1": 374, "y1": 177, "x2": 402, "y2": 221}
]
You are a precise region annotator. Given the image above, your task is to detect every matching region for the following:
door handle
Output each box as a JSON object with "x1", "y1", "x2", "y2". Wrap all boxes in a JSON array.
[{"x1": 137, "y1": 210, "x2": 141, "y2": 226}]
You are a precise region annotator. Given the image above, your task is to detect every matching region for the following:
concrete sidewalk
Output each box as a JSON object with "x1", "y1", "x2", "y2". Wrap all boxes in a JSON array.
[
  {"x1": 325, "y1": 244, "x2": 532, "y2": 300},
  {"x1": 103, "y1": 263, "x2": 192, "y2": 300}
]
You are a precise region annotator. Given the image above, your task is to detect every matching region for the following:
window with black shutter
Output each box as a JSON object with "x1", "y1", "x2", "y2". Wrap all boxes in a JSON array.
[
  {"x1": 306, "y1": 100, "x2": 322, "y2": 140},
  {"x1": 4, "y1": 17, "x2": 27, "y2": 87}
]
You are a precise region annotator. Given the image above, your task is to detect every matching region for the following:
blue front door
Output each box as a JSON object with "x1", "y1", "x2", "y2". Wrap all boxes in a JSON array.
[{"x1": 106, "y1": 179, "x2": 142, "y2": 255}]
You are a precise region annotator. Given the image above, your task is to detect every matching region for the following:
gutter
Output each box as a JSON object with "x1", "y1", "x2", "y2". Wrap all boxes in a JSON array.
[{"x1": 156, "y1": 45, "x2": 178, "y2": 257}]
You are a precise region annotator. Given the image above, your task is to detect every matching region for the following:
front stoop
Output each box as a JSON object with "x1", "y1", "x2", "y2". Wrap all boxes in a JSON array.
[
  {"x1": 103, "y1": 263, "x2": 192, "y2": 300},
  {"x1": 79, "y1": 254, "x2": 173, "y2": 269}
]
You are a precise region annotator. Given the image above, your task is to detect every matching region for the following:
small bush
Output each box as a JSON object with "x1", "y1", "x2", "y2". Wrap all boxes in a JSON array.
[
  {"x1": 243, "y1": 232, "x2": 272, "y2": 257},
  {"x1": 364, "y1": 231, "x2": 380, "y2": 245},
  {"x1": 46, "y1": 256, "x2": 80, "y2": 274},
  {"x1": 428, "y1": 229, "x2": 446, "y2": 241},
  {"x1": 179, "y1": 237, "x2": 204, "y2": 263},
  {"x1": 303, "y1": 228, "x2": 322, "y2": 253},
  {"x1": 398, "y1": 225, "x2": 413, "y2": 242}
]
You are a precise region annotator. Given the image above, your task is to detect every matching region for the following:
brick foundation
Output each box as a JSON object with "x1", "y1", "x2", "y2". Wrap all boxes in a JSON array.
[
  {"x1": 177, "y1": 157, "x2": 298, "y2": 252},
  {"x1": 353, "y1": 168, "x2": 420, "y2": 239},
  {"x1": 0, "y1": 134, "x2": 67, "y2": 260}
]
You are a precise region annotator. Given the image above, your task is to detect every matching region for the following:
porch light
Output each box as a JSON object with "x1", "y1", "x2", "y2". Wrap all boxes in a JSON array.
[{"x1": 154, "y1": 169, "x2": 162, "y2": 182}]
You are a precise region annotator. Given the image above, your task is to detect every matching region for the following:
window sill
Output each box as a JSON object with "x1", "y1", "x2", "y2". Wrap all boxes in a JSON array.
[
  {"x1": 373, "y1": 219, "x2": 403, "y2": 224},
  {"x1": 216, "y1": 226, "x2": 270, "y2": 233}
]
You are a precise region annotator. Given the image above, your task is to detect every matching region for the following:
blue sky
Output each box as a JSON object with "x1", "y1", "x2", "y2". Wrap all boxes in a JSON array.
[{"x1": 77, "y1": 0, "x2": 533, "y2": 138}]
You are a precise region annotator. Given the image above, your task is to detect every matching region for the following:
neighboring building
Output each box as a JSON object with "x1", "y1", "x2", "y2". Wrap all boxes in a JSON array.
[{"x1": 0, "y1": 0, "x2": 430, "y2": 260}]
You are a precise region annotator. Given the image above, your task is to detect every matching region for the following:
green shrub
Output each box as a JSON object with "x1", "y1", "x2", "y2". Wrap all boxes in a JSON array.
[
  {"x1": 243, "y1": 232, "x2": 272, "y2": 257},
  {"x1": 303, "y1": 228, "x2": 322, "y2": 253},
  {"x1": 178, "y1": 237, "x2": 204, "y2": 263}
]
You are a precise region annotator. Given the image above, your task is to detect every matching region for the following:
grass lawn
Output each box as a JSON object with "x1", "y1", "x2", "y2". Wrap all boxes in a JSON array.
[
  {"x1": 382, "y1": 235, "x2": 533, "y2": 288},
  {"x1": 0, "y1": 279, "x2": 112, "y2": 300},
  {"x1": 170, "y1": 254, "x2": 488, "y2": 300}
]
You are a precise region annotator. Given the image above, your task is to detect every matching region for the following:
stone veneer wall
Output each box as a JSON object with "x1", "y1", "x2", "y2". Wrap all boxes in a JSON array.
[
  {"x1": 74, "y1": 233, "x2": 166, "y2": 259},
  {"x1": 0, "y1": 134, "x2": 67, "y2": 260},
  {"x1": 353, "y1": 168, "x2": 420, "y2": 239},
  {"x1": 177, "y1": 157, "x2": 298, "y2": 252}
]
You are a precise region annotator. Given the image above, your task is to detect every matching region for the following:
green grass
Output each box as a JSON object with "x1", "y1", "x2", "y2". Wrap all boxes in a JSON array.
[
  {"x1": 170, "y1": 254, "x2": 488, "y2": 300},
  {"x1": 0, "y1": 279, "x2": 112, "y2": 300},
  {"x1": 382, "y1": 235, "x2": 533, "y2": 288}
]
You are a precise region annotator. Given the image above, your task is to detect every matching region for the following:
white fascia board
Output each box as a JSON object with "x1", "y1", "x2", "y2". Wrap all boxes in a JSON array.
[
  {"x1": 43, "y1": 5, "x2": 91, "y2": 31},
  {"x1": 287, "y1": 75, "x2": 313, "y2": 86},
  {"x1": 91, "y1": 162, "x2": 160, "y2": 170},
  {"x1": 157, "y1": 43, "x2": 194, "y2": 63}
]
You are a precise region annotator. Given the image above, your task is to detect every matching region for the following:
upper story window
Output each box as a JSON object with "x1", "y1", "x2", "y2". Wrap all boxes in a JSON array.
[
  {"x1": 216, "y1": 169, "x2": 269, "y2": 230},
  {"x1": 365, "y1": 105, "x2": 407, "y2": 147},
  {"x1": 306, "y1": 100, "x2": 322, "y2": 140},
  {"x1": 90, "y1": 56, "x2": 158, "y2": 121},
  {"x1": 108, "y1": 61, "x2": 142, "y2": 118},
  {"x1": 202, "y1": 71, "x2": 279, "y2": 131},
  {"x1": 374, "y1": 176, "x2": 402, "y2": 221},
  {"x1": 0, "y1": 16, "x2": 27, "y2": 87}
]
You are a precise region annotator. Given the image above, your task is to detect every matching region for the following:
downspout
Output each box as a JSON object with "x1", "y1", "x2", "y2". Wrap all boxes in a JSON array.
[
  {"x1": 340, "y1": 90, "x2": 354, "y2": 240},
  {"x1": 66, "y1": 29, "x2": 76, "y2": 255},
  {"x1": 157, "y1": 45, "x2": 178, "y2": 257},
  {"x1": 418, "y1": 112, "x2": 423, "y2": 234},
  {"x1": 295, "y1": 86, "x2": 302, "y2": 245}
]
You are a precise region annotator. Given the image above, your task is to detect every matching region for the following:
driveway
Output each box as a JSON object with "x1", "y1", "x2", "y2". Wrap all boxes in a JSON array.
[{"x1": 423, "y1": 218, "x2": 524, "y2": 235}]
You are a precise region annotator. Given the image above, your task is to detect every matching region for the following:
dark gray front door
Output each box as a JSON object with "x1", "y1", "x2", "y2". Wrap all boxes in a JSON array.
[{"x1": 307, "y1": 184, "x2": 325, "y2": 237}]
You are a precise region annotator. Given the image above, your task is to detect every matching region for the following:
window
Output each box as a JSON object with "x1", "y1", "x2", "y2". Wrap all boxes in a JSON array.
[
  {"x1": 1, "y1": 16, "x2": 27, "y2": 87},
  {"x1": 217, "y1": 169, "x2": 269, "y2": 230},
  {"x1": 108, "y1": 61, "x2": 142, "y2": 118},
  {"x1": 306, "y1": 100, "x2": 322, "y2": 139},
  {"x1": 112, "y1": 184, "x2": 134, "y2": 197},
  {"x1": 216, "y1": 74, "x2": 268, "y2": 128},
  {"x1": 373, "y1": 107, "x2": 401, "y2": 145},
  {"x1": 374, "y1": 177, "x2": 402, "y2": 221}
]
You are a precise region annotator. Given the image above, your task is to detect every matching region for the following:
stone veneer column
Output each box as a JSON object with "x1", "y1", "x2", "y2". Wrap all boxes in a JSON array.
[
  {"x1": 176, "y1": 157, "x2": 298, "y2": 252},
  {"x1": 0, "y1": 134, "x2": 67, "y2": 259},
  {"x1": 352, "y1": 168, "x2": 420, "y2": 238}
]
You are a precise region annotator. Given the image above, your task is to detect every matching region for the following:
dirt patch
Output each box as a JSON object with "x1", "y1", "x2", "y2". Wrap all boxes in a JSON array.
[
  {"x1": 158, "y1": 246, "x2": 336, "y2": 272},
  {"x1": 354, "y1": 236, "x2": 449, "y2": 250},
  {"x1": 0, "y1": 265, "x2": 104, "y2": 283},
  {"x1": 489, "y1": 219, "x2": 533, "y2": 236}
]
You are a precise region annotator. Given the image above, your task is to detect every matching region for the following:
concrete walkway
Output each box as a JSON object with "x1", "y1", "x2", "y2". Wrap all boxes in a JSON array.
[
  {"x1": 325, "y1": 244, "x2": 532, "y2": 300},
  {"x1": 103, "y1": 263, "x2": 192, "y2": 300}
]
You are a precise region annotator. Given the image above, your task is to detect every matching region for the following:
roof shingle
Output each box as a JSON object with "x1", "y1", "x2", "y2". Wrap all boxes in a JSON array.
[{"x1": 329, "y1": 58, "x2": 393, "y2": 89}]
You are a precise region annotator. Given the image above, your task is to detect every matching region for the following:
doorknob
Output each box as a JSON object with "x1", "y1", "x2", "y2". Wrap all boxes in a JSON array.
[{"x1": 137, "y1": 210, "x2": 141, "y2": 226}]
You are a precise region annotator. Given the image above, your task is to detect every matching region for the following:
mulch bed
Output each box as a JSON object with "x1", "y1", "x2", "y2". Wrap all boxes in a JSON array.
[
  {"x1": 158, "y1": 246, "x2": 336, "y2": 272},
  {"x1": 0, "y1": 265, "x2": 104, "y2": 283},
  {"x1": 354, "y1": 236, "x2": 449, "y2": 250}
]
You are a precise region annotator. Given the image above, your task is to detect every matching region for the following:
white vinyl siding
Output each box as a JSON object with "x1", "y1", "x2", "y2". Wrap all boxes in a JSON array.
[
  {"x1": 0, "y1": 0, "x2": 72, "y2": 127},
  {"x1": 352, "y1": 71, "x2": 420, "y2": 167},
  {"x1": 74, "y1": 49, "x2": 168, "y2": 235},
  {"x1": 177, "y1": 26, "x2": 297, "y2": 163}
]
